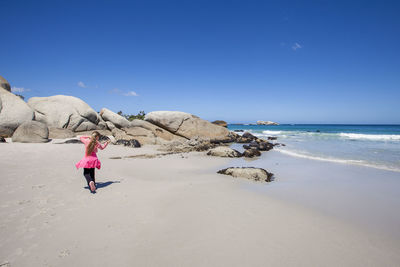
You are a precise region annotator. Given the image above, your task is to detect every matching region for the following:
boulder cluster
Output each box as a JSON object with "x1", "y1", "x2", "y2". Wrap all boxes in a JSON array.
[{"x1": 0, "y1": 75, "x2": 236, "y2": 146}]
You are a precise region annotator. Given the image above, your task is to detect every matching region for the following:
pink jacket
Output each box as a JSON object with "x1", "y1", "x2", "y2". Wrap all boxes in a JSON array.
[{"x1": 80, "y1": 136, "x2": 109, "y2": 156}]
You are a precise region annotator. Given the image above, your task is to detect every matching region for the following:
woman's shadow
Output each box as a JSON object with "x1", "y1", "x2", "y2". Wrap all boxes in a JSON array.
[{"x1": 84, "y1": 180, "x2": 121, "y2": 191}]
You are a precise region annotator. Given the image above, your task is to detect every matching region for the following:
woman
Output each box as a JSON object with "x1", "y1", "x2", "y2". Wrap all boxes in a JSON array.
[{"x1": 75, "y1": 131, "x2": 110, "y2": 193}]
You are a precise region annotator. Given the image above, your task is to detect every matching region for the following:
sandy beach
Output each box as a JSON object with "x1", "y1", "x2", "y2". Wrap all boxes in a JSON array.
[{"x1": 1, "y1": 141, "x2": 400, "y2": 266}]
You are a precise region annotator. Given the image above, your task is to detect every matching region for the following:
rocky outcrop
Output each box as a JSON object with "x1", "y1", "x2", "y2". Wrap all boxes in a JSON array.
[
  {"x1": 212, "y1": 120, "x2": 227, "y2": 128},
  {"x1": 217, "y1": 167, "x2": 274, "y2": 182},
  {"x1": 115, "y1": 139, "x2": 141, "y2": 147},
  {"x1": 0, "y1": 75, "x2": 11, "y2": 92},
  {"x1": 235, "y1": 132, "x2": 257, "y2": 143},
  {"x1": 77, "y1": 129, "x2": 112, "y2": 137},
  {"x1": 242, "y1": 148, "x2": 261, "y2": 158},
  {"x1": 111, "y1": 119, "x2": 187, "y2": 145},
  {"x1": 48, "y1": 127, "x2": 75, "y2": 139},
  {"x1": 256, "y1": 120, "x2": 279, "y2": 125},
  {"x1": 27, "y1": 95, "x2": 102, "y2": 132},
  {"x1": 105, "y1": 121, "x2": 116, "y2": 130},
  {"x1": 145, "y1": 111, "x2": 234, "y2": 142},
  {"x1": 206, "y1": 146, "x2": 242, "y2": 158},
  {"x1": 243, "y1": 140, "x2": 274, "y2": 151},
  {"x1": 12, "y1": 121, "x2": 49, "y2": 143},
  {"x1": 100, "y1": 108, "x2": 130, "y2": 129},
  {"x1": 159, "y1": 137, "x2": 216, "y2": 153},
  {"x1": 0, "y1": 87, "x2": 35, "y2": 136}
]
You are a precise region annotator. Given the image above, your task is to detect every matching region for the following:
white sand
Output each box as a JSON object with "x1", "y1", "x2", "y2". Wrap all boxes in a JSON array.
[{"x1": 1, "y1": 141, "x2": 400, "y2": 266}]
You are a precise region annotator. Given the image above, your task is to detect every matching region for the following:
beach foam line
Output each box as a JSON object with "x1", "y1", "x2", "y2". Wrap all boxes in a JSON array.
[
  {"x1": 275, "y1": 148, "x2": 400, "y2": 172},
  {"x1": 262, "y1": 130, "x2": 283, "y2": 135},
  {"x1": 339, "y1": 133, "x2": 400, "y2": 141}
]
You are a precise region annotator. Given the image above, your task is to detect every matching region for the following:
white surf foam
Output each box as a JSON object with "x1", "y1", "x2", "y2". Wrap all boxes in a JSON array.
[
  {"x1": 262, "y1": 130, "x2": 283, "y2": 135},
  {"x1": 275, "y1": 148, "x2": 400, "y2": 172},
  {"x1": 339, "y1": 133, "x2": 400, "y2": 141}
]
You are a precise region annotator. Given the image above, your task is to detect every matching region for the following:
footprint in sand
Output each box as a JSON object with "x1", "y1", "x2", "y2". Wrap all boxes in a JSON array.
[{"x1": 59, "y1": 249, "x2": 70, "y2": 258}]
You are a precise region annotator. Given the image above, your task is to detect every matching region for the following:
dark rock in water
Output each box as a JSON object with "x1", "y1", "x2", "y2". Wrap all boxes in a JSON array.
[
  {"x1": 258, "y1": 142, "x2": 274, "y2": 151},
  {"x1": 243, "y1": 140, "x2": 273, "y2": 151},
  {"x1": 64, "y1": 139, "x2": 82, "y2": 144},
  {"x1": 115, "y1": 139, "x2": 141, "y2": 148},
  {"x1": 217, "y1": 167, "x2": 274, "y2": 182},
  {"x1": 235, "y1": 136, "x2": 254, "y2": 143},
  {"x1": 243, "y1": 148, "x2": 261, "y2": 158},
  {"x1": 233, "y1": 130, "x2": 244, "y2": 132},
  {"x1": 267, "y1": 136, "x2": 277, "y2": 140},
  {"x1": 99, "y1": 135, "x2": 110, "y2": 142},
  {"x1": 316, "y1": 130, "x2": 320, "y2": 132},
  {"x1": 242, "y1": 131, "x2": 257, "y2": 140},
  {"x1": 0, "y1": 137, "x2": 6, "y2": 143}
]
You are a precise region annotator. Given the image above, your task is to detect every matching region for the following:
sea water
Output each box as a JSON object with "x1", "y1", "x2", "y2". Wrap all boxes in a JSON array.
[{"x1": 228, "y1": 124, "x2": 400, "y2": 172}]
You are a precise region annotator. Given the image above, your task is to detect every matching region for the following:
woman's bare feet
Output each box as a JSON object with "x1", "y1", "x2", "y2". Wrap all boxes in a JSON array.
[{"x1": 89, "y1": 181, "x2": 96, "y2": 192}]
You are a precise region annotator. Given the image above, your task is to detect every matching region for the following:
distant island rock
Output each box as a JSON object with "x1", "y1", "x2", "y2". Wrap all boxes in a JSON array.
[
  {"x1": 256, "y1": 120, "x2": 279, "y2": 125},
  {"x1": 211, "y1": 120, "x2": 227, "y2": 128}
]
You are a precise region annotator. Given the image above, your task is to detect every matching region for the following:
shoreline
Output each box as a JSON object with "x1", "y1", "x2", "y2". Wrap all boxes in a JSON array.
[{"x1": 1, "y1": 142, "x2": 400, "y2": 266}]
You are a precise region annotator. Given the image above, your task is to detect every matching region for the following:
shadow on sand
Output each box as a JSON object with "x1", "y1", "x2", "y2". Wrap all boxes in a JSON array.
[{"x1": 84, "y1": 181, "x2": 121, "y2": 191}]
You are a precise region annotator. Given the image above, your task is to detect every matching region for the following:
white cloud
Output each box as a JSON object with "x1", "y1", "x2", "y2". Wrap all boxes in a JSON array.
[
  {"x1": 124, "y1": 91, "x2": 138, "y2": 97},
  {"x1": 77, "y1": 81, "x2": 87, "y2": 88},
  {"x1": 11, "y1": 87, "x2": 30, "y2": 93},
  {"x1": 292, "y1": 42, "x2": 302, "y2": 51}
]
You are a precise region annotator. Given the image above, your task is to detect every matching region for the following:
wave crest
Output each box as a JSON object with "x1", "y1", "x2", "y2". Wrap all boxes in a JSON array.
[{"x1": 339, "y1": 133, "x2": 400, "y2": 141}]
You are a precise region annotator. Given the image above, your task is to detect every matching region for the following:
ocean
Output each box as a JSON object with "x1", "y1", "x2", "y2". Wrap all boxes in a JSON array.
[{"x1": 228, "y1": 124, "x2": 400, "y2": 172}]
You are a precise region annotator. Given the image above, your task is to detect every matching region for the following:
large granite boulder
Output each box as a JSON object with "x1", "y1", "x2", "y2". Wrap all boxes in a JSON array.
[
  {"x1": 145, "y1": 111, "x2": 234, "y2": 142},
  {"x1": 112, "y1": 122, "x2": 185, "y2": 145},
  {"x1": 0, "y1": 88, "x2": 35, "y2": 136},
  {"x1": 217, "y1": 167, "x2": 274, "y2": 182},
  {"x1": 12, "y1": 121, "x2": 49, "y2": 143},
  {"x1": 129, "y1": 119, "x2": 186, "y2": 142},
  {"x1": 206, "y1": 146, "x2": 242, "y2": 157},
  {"x1": 100, "y1": 108, "x2": 130, "y2": 129},
  {"x1": 27, "y1": 95, "x2": 101, "y2": 132},
  {"x1": 48, "y1": 127, "x2": 75, "y2": 139},
  {"x1": 0, "y1": 75, "x2": 11, "y2": 92}
]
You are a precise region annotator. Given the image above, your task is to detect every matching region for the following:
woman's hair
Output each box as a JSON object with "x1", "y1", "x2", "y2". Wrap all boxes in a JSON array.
[{"x1": 86, "y1": 131, "x2": 101, "y2": 156}]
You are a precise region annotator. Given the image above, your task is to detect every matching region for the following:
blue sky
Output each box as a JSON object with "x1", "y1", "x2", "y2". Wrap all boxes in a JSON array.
[{"x1": 1, "y1": 0, "x2": 399, "y2": 124}]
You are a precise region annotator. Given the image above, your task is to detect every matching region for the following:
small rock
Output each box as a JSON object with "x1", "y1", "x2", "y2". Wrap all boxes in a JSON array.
[
  {"x1": 0, "y1": 137, "x2": 6, "y2": 143},
  {"x1": 242, "y1": 148, "x2": 261, "y2": 158},
  {"x1": 267, "y1": 136, "x2": 277, "y2": 140},
  {"x1": 63, "y1": 139, "x2": 82, "y2": 144},
  {"x1": 115, "y1": 139, "x2": 141, "y2": 147},
  {"x1": 217, "y1": 167, "x2": 274, "y2": 182},
  {"x1": 207, "y1": 146, "x2": 242, "y2": 158}
]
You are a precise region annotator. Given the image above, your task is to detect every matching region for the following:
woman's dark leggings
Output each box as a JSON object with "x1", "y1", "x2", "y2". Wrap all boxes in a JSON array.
[{"x1": 83, "y1": 168, "x2": 95, "y2": 186}]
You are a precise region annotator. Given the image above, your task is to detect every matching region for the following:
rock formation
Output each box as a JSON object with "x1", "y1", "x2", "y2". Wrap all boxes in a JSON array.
[
  {"x1": 0, "y1": 82, "x2": 35, "y2": 136},
  {"x1": 28, "y1": 95, "x2": 103, "y2": 132},
  {"x1": 0, "y1": 75, "x2": 11, "y2": 92},
  {"x1": 100, "y1": 108, "x2": 130, "y2": 129},
  {"x1": 212, "y1": 120, "x2": 228, "y2": 128},
  {"x1": 206, "y1": 146, "x2": 242, "y2": 158},
  {"x1": 217, "y1": 167, "x2": 274, "y2": 182},
  {"x1": 12, "y1": 121, "x2": 49, "y2": 143},
  {"x1": 256, "y1": 120, "x2": 279, "y2": 125},
  {"x1": 145, "y1": 111, "x2": 234, "y2": 142}
]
